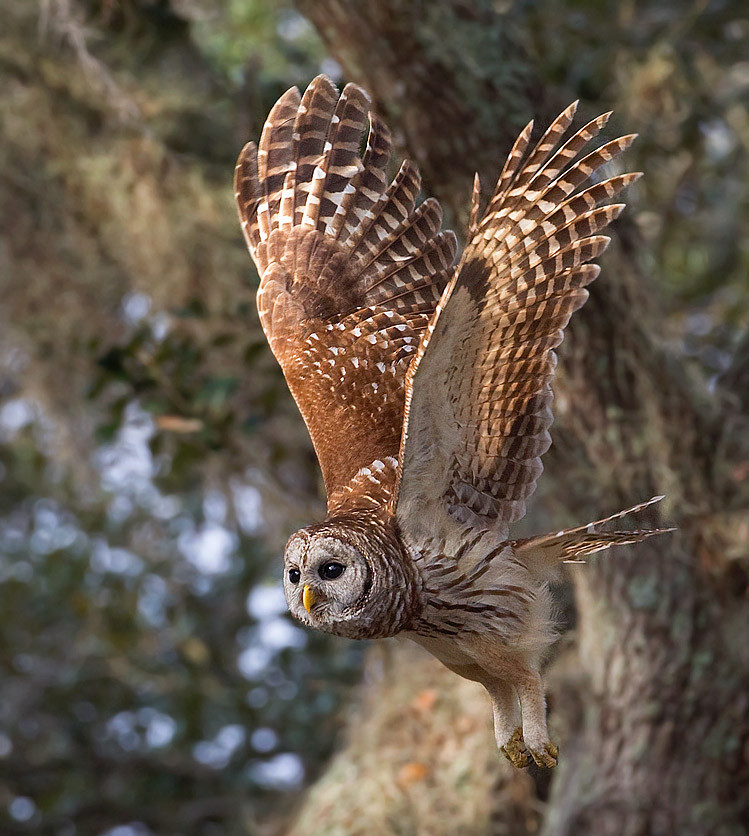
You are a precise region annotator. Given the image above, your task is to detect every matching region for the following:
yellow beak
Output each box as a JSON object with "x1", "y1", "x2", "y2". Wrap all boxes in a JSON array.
[{"x1": 303, "y1": 585, "x2": 316, "y2": 613}]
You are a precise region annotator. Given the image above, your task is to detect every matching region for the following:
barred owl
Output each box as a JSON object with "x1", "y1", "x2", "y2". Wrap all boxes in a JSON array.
[{"x1": 234, "y1": 76, "x2": 672, "y2": 768}]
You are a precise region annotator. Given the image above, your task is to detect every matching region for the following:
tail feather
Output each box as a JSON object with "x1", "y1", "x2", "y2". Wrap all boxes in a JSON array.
[
  {"x1": 557, "y1": 528, "x2": 676, "y2": 563},
  {"x1": 513, "y1": 496, "x2": 676, "y2": 563}
]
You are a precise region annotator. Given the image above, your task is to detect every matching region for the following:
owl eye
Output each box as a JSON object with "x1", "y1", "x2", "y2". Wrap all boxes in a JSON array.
[
  {"x1": 319, "y1": 562, "x2": 345, "y2": 580},
  {"x1": 288, "y1": 568, "x2": 301, "y2": 585}
]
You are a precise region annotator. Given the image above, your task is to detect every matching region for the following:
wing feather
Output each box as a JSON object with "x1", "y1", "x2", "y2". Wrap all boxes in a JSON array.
[
  {"x1": 256, "y1": 86, "x2": 303, "y2": 253},
  {"x1": 235, "y1": 76, "x2": 456, "y2": 505},
  {"x1": 395, "y1": 105, "x2": 639, "y2": 541}
]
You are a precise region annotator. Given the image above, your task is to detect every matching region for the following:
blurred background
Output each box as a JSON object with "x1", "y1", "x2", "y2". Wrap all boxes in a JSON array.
[{"x1": 1, "y1": 1, "x2": 747, "y2": 835}]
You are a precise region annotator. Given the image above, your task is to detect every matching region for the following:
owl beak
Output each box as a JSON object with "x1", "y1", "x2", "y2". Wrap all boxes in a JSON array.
[{"x1": 302, "y1": 584, "x2": 316, "y2": 613}]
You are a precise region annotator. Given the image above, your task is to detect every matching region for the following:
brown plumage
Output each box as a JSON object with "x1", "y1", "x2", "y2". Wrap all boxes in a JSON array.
[{"x1": 235, "y1": 76, "x2": 673, "y2": 768}]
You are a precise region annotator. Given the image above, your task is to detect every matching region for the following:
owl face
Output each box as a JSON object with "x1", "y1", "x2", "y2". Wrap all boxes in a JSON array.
[{"x1": 283, "y1": 531, "x2": 372, "y2": 636}]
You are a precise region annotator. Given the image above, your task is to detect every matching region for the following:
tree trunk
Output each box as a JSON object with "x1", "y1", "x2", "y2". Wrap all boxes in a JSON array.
[{"x1": 292, "y1": 1, "x2": 749, "y2": 833}]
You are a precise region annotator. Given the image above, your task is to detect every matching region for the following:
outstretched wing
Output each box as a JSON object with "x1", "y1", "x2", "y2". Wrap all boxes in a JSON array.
[
  {"x1": 235, "y1": 76, "x2": 457, "y2": 506},
  {"x1": 395, "y1": 102, "x2": 640, "y2": 541}
]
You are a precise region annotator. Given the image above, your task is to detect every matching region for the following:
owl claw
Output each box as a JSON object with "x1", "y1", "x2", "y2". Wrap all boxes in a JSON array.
[
  {"x1": 500, "y1": 726, "x2": 531, "y2": 769},
  {"x1": 527, "y1": 740, "x2": 559, "y2": 769}
]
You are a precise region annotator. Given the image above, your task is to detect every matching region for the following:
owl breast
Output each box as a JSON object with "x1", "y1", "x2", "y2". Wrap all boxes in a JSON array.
[{"x1": 405, "y1": 530, "x2": 553, "y2": 652}]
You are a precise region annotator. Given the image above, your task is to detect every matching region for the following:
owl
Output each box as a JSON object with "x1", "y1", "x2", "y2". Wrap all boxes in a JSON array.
[{"x1": 234, "y1": 76, "x2": 672, "y2": 768}]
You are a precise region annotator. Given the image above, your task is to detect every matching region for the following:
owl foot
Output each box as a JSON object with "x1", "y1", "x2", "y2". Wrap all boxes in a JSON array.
[
  {"x1": 526, "y1": 740, "x2": 559, "y2": 769},
  {"x1": 500, "y1": 726, "x2": 531, "y2": 769}
]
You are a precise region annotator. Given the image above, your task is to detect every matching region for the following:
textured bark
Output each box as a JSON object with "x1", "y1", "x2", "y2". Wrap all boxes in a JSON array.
[{"x1": 293, "y1": 1, "x2": 749, "y2": 834}]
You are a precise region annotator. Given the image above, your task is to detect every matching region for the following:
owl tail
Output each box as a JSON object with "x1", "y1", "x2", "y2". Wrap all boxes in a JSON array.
[{"x1": 513, "y1": 496, "x2": 676, "y2": 564}]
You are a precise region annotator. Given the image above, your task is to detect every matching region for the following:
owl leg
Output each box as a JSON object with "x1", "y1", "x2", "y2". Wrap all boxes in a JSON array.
[
  {"x1": 484, "y1": 679, "x2": 529, "y2": 768},
  {"x1": 514, "y1": 666, "x2": 558, "y2": 768}
]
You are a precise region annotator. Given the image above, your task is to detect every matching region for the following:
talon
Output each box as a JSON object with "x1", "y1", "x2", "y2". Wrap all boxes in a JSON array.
[
  {"x1": 528, "y1": 741, "x2": 559, "y2": 769},
  {"x1": 500, "y1": 726, "x2": 530, "y2": 769}
]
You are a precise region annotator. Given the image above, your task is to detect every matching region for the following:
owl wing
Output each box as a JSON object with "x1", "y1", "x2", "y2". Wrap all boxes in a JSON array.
[
  {"x1": 235, "y1": 76, "x2": 457, "y2": 505},
  {"x1": 395, "y1": 103, "x2": 640, "y2": 541}
]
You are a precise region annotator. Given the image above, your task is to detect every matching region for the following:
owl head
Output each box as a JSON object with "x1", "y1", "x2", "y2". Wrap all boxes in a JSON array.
[{"x1": 282, "y1": 518, "x2": 417, "y2": 639}]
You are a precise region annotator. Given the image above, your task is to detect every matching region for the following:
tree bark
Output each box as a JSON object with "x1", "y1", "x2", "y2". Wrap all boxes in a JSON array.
[{"x1": 293, "y1": 1, "x2": 749, "y2": 833}]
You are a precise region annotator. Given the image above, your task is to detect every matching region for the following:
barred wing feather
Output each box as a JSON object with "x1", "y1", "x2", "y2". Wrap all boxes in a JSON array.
[
  {"x1": 395, "y1": 103, "x2": 640, "y2": 541},
  {"x1": 234, "y1": 76, "x2": 457, "y2": 505}
]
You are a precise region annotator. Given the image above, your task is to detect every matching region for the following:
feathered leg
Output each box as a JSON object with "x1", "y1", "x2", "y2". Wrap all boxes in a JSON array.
[
  {"x1": 514, "y1": 665, "x2": 559, "y2": 768},
  {"x1": 421, "y1": 652, "x2": 534, "y2": 767},
  {"x1": 478, "y1": 664, "x2": 557, "y2": 768},
  {"x1": 484, "y1": 679, "x2": 527, "y2": 767}
]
